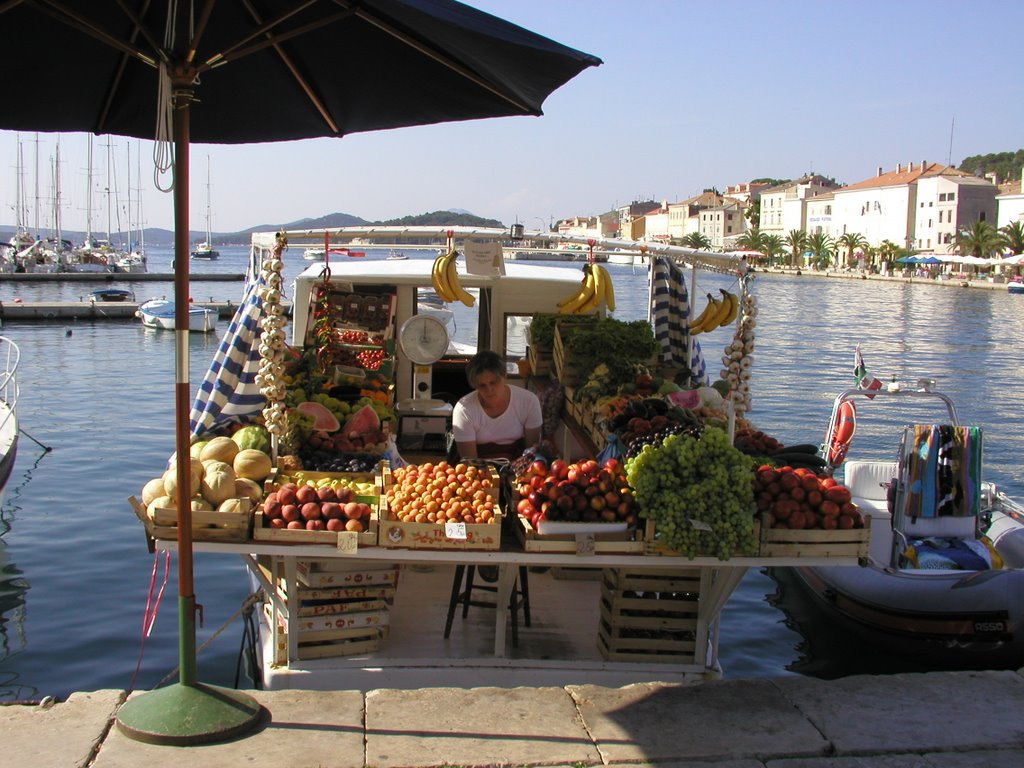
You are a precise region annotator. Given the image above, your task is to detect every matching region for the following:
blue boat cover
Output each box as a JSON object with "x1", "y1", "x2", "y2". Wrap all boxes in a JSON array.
[{"x1": 189, "y1": 250, "x2": 267, "y2": 437}]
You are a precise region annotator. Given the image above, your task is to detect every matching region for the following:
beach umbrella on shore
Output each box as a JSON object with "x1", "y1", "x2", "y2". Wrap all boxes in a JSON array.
[{"x1": 0, "y1": 0, "x2": 600, "y2": 745}]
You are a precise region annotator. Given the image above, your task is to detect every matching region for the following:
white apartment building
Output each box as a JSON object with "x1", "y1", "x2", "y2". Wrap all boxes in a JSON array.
[
  {"x1": 997, "y1": 171, "x2": 1024, "y2": 228},
  {"x1": 667, "y1": 191, "x2": 721, "y2": 241},
  {"x1": 831, "y1": 162, "x2": 996, "y2": 256},
  {"x1": 642, "y1": 202, "x2": 670, "y2": 242},
  {"x1": 759, "y1": 175, "x2": 841, "y2": 240},
  {"x1": 699, "y1": 198, "x2": 747, "y2": 249}
]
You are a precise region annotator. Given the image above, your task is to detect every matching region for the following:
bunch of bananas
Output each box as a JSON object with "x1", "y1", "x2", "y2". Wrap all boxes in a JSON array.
[
  {"x1": 557, "y1": 263, "x2": 616, "y2": 314},
  {"x1": 430, "y1": 249, "x2": 475, "y2": 307},
  {"x1": 687, "y1": 289, "x2": 738, "y2": 334}
]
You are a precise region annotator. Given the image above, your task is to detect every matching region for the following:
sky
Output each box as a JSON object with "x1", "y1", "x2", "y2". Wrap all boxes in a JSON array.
[{"x1": 2, "y1": 0, "x2": 1022, "y2": 237}]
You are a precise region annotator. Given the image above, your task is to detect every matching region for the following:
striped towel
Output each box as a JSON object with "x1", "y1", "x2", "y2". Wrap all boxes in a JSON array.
[
  {"x1": 189, "y1": 249, "x2": 268, "y2": 437},
  {"x1": 649, "y1": 255, "x2": 708, "y2": 386},
  {"x1": 901, "y1": 424, "x2": 982, "y2": 518}
]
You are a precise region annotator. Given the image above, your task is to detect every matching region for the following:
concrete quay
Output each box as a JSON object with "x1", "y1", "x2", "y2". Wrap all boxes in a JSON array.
[{"x1": 5, "y1": 670, "x2": 1024, "y2": 767}]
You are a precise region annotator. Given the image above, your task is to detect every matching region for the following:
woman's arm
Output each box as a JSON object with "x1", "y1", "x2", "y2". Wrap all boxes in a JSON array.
[
  {"x1": 523, "y1": 426, "x2": 542, "y2": 447},
  {"x1": 455, "y1": 440, "x2": 478, "y2": 459}
]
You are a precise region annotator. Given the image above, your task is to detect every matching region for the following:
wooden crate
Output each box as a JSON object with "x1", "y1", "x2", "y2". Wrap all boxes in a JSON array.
[
  {"x1": 758, "y1": 514, "x2": 871, "y2": 559},
  {"x1": 515, "y1": 515, "x2": 644, "y2": 554},
  {"x1": 378, "y1": 463, "x2": 503, "y2": 551},
  {"x1": 596, "y1": 567, "x2": 702, "y2": 664},
  {"x1": 254, "y1": 467, "x2": 380, "y2": 547},
  {"x1": 527, "y1": 343, "x2": 553, "y2": 377},
  {"x1": 268, "y1": 608, "x2": 388, "y2": 662},
  {"x1": 553, "y1": 325, "x2": 587, "y2": 387},
  {"x1": 295, "y1": 561, "x2": 400, "y2": 588},
  {"x1": 128, "y1": 496, "x2": 252, "y2": 542}
]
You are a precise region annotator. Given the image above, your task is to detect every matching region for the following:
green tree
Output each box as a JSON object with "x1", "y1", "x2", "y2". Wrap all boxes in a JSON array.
[
  {"x1": 806, "y1": 232, "x2": 835, "y2": 269},
  {"x1": 762, "y1": 234, "x2": 786, "y2": 265},
  {"x1": 680, "y1": 232, "x2": 712, "y2": 250},
  {"x1": 836, "y1": 231, "x2": 869, "y2": 268},
  {"x1": 1000, "y1": 220, "x2": 1024, "y2": 254},
  {"x1": 734, "y1": 228, "x2": 765, "y2": 253},
  {"x1": 955, "y1": 220, "x2": 1008, "y2": 259},
  {"x1": 784, "y1": 229, "x2": 807, "y2": 267},
  {"x1": 877, "y1": 239, "x2": 900, "y2": 270}
]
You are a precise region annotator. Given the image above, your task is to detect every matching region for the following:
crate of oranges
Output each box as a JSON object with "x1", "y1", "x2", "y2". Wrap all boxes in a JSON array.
[{"x1": 378, "y1": 460, "x2": 503, "y2": 550}]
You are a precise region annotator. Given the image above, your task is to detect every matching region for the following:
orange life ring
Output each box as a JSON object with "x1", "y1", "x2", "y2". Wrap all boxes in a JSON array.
[{"x1": 827, "y1": 400, "x2": 856, "y2": 466}]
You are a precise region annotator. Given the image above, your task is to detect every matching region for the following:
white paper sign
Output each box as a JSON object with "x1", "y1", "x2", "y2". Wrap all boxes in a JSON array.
[
  {"x1": 575, "y1": 532, "x2": 596, "y2": 556},
  {"x1": 445, "y1": 521, "x2": 468, "y2": 540},
  {"x1": 336, "y1": 531, "x2": 359, "y2": 554},
  {"x1": 464, "y1": 240, "x2": 505, "y2": 276}
]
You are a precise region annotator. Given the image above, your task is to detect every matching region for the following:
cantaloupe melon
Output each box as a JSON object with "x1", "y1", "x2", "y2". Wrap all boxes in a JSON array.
[
  {"x1": 201, "y1": 461, "x2": 237, "y2": 505},
  {"x1": 233, "y1": 449, "x2": 273, "y2": 481},
  {"x1": 200, "y1": 436, "x2": 240, "y2": 464},
  {"x1": 234, "y1": 477, "x2": 263, "y2": 504}
]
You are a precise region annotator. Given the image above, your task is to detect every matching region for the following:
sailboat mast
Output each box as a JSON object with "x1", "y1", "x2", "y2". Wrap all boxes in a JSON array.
[
  {"x1": 206, "y1": 155, "x2": 213, "y2": 243},
  {"x1": 85, "y1": 135, "x2": 93, "y2": 245}
]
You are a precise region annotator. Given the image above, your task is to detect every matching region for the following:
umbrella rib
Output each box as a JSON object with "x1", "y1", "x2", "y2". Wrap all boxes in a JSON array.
[
  {"x1": 29, "y1": 0, "x2": 160, "y2": 67},
  {"x1": 346, "y1": 3, "x2": 537, "y2": 115}
]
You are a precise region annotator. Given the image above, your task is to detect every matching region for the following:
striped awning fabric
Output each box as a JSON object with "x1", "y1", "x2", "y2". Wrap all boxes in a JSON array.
[
  {"x1": 189, "y1": 251, "x2": 267, "y2": 437},
  {"x1": 650, "y1": 255, "x2": 707, "y2": 386}
]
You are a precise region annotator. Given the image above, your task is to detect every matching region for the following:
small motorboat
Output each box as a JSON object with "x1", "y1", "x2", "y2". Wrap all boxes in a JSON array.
[
  {"x1": 1007, "y1": 282, "x2": 1024, "y2": 295},
  {"x1": 777, "y1": 381, "x2": 1024, "y2": 669},
  {"x1": 90, "y1": 288, "x2": 136, "y2": 303},
  {"x1": 190, "y1": 242, "x2": 220, "y2": 260},
  {"x1": 137, "y1": 297, "x2": 218, "y2": 333},
  {"x1": 386, "y1": 249, "x2": 409, "y2": 261},
  {"x1": 0, "y1": 336, "x2": 20, "y2": 492}
]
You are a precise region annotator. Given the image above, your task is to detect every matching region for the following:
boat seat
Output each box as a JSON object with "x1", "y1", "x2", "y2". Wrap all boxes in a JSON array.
[{"x1": 843, "y1": 460, "x2": 897, "y2": 563}]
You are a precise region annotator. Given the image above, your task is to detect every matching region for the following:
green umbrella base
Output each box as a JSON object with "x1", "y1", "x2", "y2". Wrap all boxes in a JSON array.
[{"x1": 116, "y1": 682, "x2": 263, "y2": 746}]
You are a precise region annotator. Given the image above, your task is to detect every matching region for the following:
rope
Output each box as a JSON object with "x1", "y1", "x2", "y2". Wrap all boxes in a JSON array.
[
  {"x1": 127, "y1": 550, "x2": 171, "y2": 693},
  {"x1": 151, "y1": 590, "x2": 264, "y2": 689},
  {"x1": 153, "y1": 61, "x2": 175, "y2": 193}
]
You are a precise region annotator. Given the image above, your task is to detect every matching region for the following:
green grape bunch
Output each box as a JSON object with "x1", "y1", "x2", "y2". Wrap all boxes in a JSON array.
[{"x1": 625, "y1": 426, "x2": 758, "y2": 559}]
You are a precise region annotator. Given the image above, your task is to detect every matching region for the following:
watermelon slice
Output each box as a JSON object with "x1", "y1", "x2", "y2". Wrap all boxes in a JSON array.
[
  {"x1": 296, "y1": 401, "x2": 341, "y2": 432},
  {"x1": 342, "y1": 405, "x2": 381, "y2": 439}
]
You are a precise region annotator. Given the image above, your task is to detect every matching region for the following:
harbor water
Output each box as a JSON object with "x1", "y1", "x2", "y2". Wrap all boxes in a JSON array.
[{"x1": 1, "y1": 246, "x2": 1022, "y2": 700}]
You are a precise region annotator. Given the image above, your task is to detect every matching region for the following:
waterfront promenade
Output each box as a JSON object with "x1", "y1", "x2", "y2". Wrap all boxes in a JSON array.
[{"x1": 5, "y1": 670, "x2": 1024, "y2": 767}]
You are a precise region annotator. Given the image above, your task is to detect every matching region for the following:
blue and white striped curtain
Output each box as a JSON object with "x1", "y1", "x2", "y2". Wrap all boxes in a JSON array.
[
  {"x1": 650, "y1": 255, "x2": 708, "y2": 386},
  {"x1": 189, "y1": 249, "x2": 267, "y2": 438}
]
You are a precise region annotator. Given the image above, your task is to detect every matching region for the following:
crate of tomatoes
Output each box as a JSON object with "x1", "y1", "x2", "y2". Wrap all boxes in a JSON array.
[{"x1": 753, "y1": 464, "x2": 870, "y2": 560}]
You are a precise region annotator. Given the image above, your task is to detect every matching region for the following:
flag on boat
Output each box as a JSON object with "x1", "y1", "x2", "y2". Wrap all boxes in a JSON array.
[
  {"x1": 853, "y1": 344, "x2": 882, "y2": 398},
  {"x1": 650, "y1": 255, "x2": 708, "y2": 386},
  {"x1": 189, "y1": 251, "x2": 267, "y2": 437}
]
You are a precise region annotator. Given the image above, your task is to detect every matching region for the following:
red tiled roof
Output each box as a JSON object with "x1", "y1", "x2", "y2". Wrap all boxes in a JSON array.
[{"x1": 841, "y1": 162, "x2": 975, "y2": 191}]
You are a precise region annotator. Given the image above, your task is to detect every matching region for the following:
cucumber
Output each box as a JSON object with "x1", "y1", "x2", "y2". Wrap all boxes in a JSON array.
[
  {"x1": 771, "y1": 452, "x2": 826, "y2": 468},
  {"x1": 775, "y1": 443, "x2": 820, "y2": 455}
]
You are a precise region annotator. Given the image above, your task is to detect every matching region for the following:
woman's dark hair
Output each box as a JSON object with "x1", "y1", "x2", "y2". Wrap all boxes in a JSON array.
[{"x1": 465, "y1": 350, "x2": 505, "y2": 386}]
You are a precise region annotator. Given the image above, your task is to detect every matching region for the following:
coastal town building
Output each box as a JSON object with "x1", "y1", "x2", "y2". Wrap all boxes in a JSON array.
[
  {"x1": 699, "y1": 197, "x2": 748, "y2": 249},
  {"x1": 667, "y1": 192, "x2": 721, "y2": 241},
  {"x1": 759, "y1": 175, "x2": 841, "y2": 241},
  {"x1": 996, "y1": 171, "x2": 1024, "y2": 228}
]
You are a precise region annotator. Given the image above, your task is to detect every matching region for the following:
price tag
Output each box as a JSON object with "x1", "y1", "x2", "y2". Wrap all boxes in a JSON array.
[
  {"x1": 688, "y1": 518, "x2": 713, "y2": 532},
  {"x1": 575, "y1": 532, "x2": 596, "y2": 557},
  {"x1": 336, "y1": 531, "x2": 359, "y2": 554},
  {"x1": 445, "y1": 521, "x2": 468, "y2": 540}
]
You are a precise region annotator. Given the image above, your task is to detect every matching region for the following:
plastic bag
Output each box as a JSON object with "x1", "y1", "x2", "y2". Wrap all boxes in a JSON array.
[{"x1": 383, "y1": 433, "x2": 408, "y2": 468}]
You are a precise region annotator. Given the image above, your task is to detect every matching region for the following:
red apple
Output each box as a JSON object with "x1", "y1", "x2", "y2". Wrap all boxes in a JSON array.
[
  {"x1": 579, "y1": 459, "x2": 599, "y2": 475},
  {"x1": 556, "y1": 494, "x2": 574, "y2": 511},
  {"x1": 517, "y1": 498, "x2": 535, "y2": 516},
  {"x1": 530, "y1": 460, "x2": 548, "y2": 477},
  {"x1": 589, "y1": 495, "x2": 606, "y2": 511},
  {"x1": 549, "y1": 459, "x2": 568, "y2": 480},
  {"x1": 573, "y1": 495, "x2": 589, "y2": 512},
  {"x1": 604, "y1": 491, "x2": 620, "y2": 507}
]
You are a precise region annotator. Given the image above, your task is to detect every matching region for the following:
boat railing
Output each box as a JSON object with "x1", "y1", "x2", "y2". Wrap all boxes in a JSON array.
[{"x1": 0, "y1": 336, "x2": 20, "y2": 434}]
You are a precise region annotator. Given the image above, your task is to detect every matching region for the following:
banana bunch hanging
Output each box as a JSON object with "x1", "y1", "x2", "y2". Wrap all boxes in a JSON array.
[
  {"x1": 687, "y1": 289, "x2": 738, "y2": 334},
  {"x1": 430, "y1": 249, "x2": 475, "y2": 307},
  {"x1": 556, "y1": 263, "x2": 616, "y2": 314},
  {"x1": 720, "y1": 287, "x2": 758, "y2": 415}
]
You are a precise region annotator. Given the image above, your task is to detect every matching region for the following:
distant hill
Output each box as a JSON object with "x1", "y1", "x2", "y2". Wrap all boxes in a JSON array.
[
  {"x1": 958, "y1": 150, "x2": 1023, "y2": 182},
  {"x1": 0, "y1": 210, "x2": 502, "y2": 248}
]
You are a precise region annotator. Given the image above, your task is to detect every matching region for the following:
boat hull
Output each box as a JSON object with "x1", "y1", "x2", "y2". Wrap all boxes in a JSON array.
[
  {"x1": 137, "y1": 300, "x2": 217, "y2": 333},
  {"x1": 781, "y1": 553, "x2": 1024, "y2": 668}
]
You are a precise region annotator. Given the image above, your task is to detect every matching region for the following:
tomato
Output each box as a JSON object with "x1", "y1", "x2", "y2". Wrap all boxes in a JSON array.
[
  {"x1": 819, "y1": 500, "x2": 841, "y2": 518},
  {"x1": 758, "y1": 468, "x2": 780, "y2": 485},
  {"x1": 779, "y1": 473, "x2": 800, "y2": 491},
  {"x1": 838, "y1": 514, "x2": 855, "y2": 529},
  {"x1": 824, "y1": 486, "x2": 852, "y2": 504},
  {"x1": 800, "y1": 475, "x2": 820, "y2": 493},
  {"x1": 819, "y1": 476, "x2": 838, "y2": 489},
  {"x1": 806, "y1": 489, "x2": 823, "y2": 508},
  {"x1": 821, "y1": 515, "x2": 838, "y2": 530},
  {"x1": 787, "y1": 510, "x2": 806, "y2": 529},
  {"x1": 789, "y1": 486, "x2": 806, "y2": 502}
]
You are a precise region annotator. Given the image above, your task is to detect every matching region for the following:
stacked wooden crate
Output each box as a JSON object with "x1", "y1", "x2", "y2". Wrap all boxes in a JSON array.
[
  {"x1": 596, "y1": 567, "x2": 704, "y2": 664},
  {"x1": 265, "y1": 559, "x2": 399, "y2": 662}
]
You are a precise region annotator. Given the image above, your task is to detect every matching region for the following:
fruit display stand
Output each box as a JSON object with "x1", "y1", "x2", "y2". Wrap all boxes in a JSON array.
[
  {"x1": 515, "y1": 516, "x2": 644, "y2": 554},
  {"x1": 255, "y1": 557, "x2": 398, "y2": 662},
  {"x1": 253, "y1": 467, "x2": 381, "y2": 549}
]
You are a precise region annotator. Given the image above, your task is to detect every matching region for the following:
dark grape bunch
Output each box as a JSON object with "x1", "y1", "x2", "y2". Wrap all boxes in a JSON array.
[
  {"x1": 623, "y1": 421, "x2": 703, "y2": 460},
  {"x1": 298, "y1": 449, "x2": 380, "y2": 473}
]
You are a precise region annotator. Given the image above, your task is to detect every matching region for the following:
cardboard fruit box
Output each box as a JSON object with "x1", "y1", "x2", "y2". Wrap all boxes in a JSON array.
[
  {"x1": 378, "y1": 463, "x2": 503, "y2": 551},
  {"x1": 515, "y1": 515, "x2": 644, "y2": 555},
  {"x1": 253, "y1": 468, "x2": 381, "y2": 548},
  {"x1": 128, "y1": 496, "x2": 252, "y2": 543}
]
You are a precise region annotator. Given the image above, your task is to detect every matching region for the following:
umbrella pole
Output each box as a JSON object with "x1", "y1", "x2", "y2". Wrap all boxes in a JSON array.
[{"x1": 116, "y1": 80, "x2": 262, "y2": 746}]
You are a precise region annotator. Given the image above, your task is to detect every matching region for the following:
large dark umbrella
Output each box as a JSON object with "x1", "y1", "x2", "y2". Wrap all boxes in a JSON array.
[{"x1": 1, "y1": 0, "x2": 599, "y2": 745}]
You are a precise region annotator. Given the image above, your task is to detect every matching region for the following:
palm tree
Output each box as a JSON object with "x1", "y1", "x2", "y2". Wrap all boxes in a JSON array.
[
  {"x1": 1000, "y1": 220, "x2": 1024, "y2": 255},
  {"x1": 955, "y1": 221, "x2": 1007, "y2": 259},
  {"x1": 762, "y1": 234, "x2": 785, "y2": 265},
  {"x1": 877, "y1": 239, "x2": 900, "y2": 271},
  {"x1": 784, "y1": 229, "x2": 807, "y2": 268},
  {"x1": 734, "y1": 228, "x2": 765, "y2": 254},
  {"x1": 806, "y1": 232, "x2": 835, "y2": 269},
  {"x1": 836, "y1": 231, "x2": 869, "y2": 269},
  {"x1": 681, "y1": 232, "x2": 712, "y2": 250}
]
